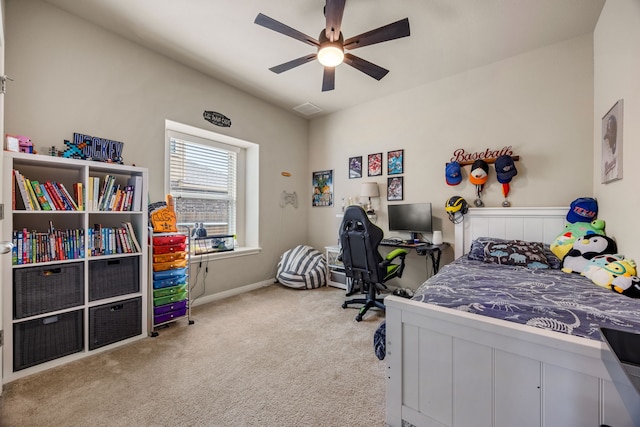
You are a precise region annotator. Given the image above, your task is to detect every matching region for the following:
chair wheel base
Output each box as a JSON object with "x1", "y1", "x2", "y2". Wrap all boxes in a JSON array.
[
  {"x1": 342, "y1": 302, "x2": 348, "y2": 309},
  {"x1": 355, "y1": 315, "x2": 363, "y2": 322}
]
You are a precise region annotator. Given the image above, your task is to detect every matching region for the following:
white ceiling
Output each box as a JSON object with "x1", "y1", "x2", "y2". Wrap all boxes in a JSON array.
[{"x1": 42, "y1": 0, "x2": 605, "y2": 118}]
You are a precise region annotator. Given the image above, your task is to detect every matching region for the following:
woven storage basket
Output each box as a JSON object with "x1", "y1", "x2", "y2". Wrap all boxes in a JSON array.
[
  {"x1": 89, "y1": 256, "x2": 140, "y2": 301},
  {"x1": 13, "y1": 263, "x2": 84, "y2": 319},
  {"x1": 13, "y1": 309, "x2": 84, "y2": 371},
  {"x1": 89, "y1": 297, "x2": 141, "y2": 350}
]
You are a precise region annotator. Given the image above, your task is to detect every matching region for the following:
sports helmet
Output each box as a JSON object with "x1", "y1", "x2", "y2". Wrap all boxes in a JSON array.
[{"x1": 445, "y1": 196, "x2": 469, "y2": 224}]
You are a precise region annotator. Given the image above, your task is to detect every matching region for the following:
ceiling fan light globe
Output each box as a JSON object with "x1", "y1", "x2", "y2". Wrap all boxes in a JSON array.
[{"x1": 318, "y1": 45, "x2": 344, "y2": 67}]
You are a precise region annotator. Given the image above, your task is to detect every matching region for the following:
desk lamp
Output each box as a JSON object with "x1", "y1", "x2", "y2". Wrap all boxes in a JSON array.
[{"x1": 360, "y1": 182, "x2": 379, "y2": 214}]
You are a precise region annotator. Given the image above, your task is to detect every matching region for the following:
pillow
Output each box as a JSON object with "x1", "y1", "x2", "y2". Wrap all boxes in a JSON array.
[
  {"x1": 468, "y1": 237, "x2": 505, "y2": 261},
  {"x1": 483, "y1": 240, "x2": 550, "y2": 269},
  {"x1": 468, "y1": 237, "x2": 561, "y2": 269}
]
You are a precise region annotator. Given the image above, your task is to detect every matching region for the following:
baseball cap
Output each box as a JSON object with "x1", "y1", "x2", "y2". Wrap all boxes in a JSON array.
[
  {"x1": 566, "y1": 197, "x2": 598, "y2": 223},
  {"x1": 495, "y1": 155, "x2": 518, "y2": 184},
  {"x1": 469, "y1": 159, "x2": 489, "y2": 185},
  {"x1": 445, "y1": 161, "x2": 462, "y2": 186}
]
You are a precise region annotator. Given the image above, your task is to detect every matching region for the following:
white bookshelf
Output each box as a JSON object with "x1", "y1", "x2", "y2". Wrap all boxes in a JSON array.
[{"x1": 2, "y1": 152, "x2": 148, "y2": 383}]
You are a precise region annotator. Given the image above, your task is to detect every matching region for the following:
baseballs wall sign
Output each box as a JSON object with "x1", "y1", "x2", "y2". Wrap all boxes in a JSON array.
[{"x1": 203, "y1": 111, "x2": 232, "y2": 128}]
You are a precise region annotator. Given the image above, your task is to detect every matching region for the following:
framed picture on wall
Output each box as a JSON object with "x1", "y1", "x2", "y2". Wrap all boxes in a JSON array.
[
  {"x1": 312, "y1": 170, "x2": 333, "y2": 207},
  {"x1": 368, "y1": 153, "x2": 382, "y2": 176},
  {"x1": 349, "y1": 156, "x2": 363, "y2": 179},
  {"x1": 601, "y1": 99, "x2": 623, "y2": 184},
  {"x1": 387, "y1": 149, "x2": 404, "y2": 175},
  {"x1": 387, "y1": 176, "x2": 403, "y2": 201}
]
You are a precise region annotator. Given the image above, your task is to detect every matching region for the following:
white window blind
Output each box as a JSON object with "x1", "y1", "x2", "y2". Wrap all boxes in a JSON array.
[{"x1": 168, "y1": 131, "x2": 239, "y2": 235}]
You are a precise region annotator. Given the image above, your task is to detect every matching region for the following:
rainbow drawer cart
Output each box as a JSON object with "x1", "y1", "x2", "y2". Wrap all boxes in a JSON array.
[{"x1": 148, "y1": 228, "x2": 193, "y2": 335}]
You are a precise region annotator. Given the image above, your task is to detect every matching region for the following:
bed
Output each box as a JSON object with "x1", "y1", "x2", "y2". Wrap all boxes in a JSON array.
[{"x1": 384, "y1": 207, "x2": 640, "y2": 427}]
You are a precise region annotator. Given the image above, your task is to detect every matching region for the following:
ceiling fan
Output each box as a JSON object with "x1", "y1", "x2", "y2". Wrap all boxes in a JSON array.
[{"x1": 254, "y1": 0, "x2": 410, "y2": 92}]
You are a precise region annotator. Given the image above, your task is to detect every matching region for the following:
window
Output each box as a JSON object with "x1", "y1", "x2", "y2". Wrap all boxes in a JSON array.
[
  {"x1": 165, "y1": 120, "x2": 259, "y2": 250},
  {"x1": 169, "y1": 132, "x2": 238, "y2": 235}
]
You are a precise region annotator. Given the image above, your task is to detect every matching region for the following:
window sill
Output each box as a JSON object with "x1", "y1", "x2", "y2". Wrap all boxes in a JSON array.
[{"x1": 188, "y1": 246, "x2": 261, "y2": 262}]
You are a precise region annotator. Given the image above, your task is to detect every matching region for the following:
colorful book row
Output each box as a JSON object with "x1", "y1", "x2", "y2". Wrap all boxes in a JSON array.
[
  {"x1": 88, "y1": 222, "x2": 142, "y2": 256},
  {"x1": 90, "y1": 174, "x2": 142, "y2": 212},
  {"x1": 13, "y1": 170, "x2": 80, "y2": 211},
  {"x1": 12, "y1": 228, "x2": 85, "y2": 265},
  {"x1": 13, "y1": 170, "x2": 143, "y2": 212},
  {"x1": 12, "y1": 222, "x2": 141, "y2": 265}
]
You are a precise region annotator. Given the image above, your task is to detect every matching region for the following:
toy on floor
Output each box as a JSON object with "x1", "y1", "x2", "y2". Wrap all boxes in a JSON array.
[{"x1": 561, "y1": 234, "x2": 618, "y2": 274}]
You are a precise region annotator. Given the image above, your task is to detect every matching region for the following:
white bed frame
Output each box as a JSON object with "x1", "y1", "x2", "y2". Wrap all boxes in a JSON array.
[{"x1": 385, "y1": 207, "x2": 640, "y2": 427}]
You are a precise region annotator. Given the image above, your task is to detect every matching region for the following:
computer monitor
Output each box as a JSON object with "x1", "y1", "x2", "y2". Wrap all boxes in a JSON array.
[{"x1": 388, "y1": 202, "x2": 433, "y2": 241}]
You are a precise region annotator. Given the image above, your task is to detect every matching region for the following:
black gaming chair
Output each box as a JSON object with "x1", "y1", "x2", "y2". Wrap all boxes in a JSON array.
[{"x1": 339, "y1": 205, "x2": 408, "y2": 322}]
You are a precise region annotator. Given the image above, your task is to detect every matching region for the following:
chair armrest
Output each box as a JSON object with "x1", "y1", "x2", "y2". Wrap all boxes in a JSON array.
[
  {"x1": 385, "y1": 248, "x2": 408, "y2": 261},
  {"x1": 381, "y1": 248, "x2": 408, "y2": 280}
]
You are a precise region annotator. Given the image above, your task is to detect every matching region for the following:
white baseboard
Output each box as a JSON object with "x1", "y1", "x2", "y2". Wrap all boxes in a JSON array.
[{"x1": 189, "y1": 278, "x2": 275, "y2": 307}]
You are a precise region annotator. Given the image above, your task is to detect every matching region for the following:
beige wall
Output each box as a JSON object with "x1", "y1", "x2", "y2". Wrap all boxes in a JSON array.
[
  {"x1": 594, "y1": 0, "x2": 640, "y2": 259},
  {"x1": 309, "y1": 35, "x2": 595, "y2": 289},
  {"x1": 5, "y1": 0, "x2": 310, "y2": 295}
]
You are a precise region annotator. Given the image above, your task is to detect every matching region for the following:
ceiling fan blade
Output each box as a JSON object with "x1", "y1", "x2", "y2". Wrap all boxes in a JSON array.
[
  {"x1": 343, "y1": 53, "x2": 389, "y2": 81},
  {"x1": 322, "y1": 67, "x2": 336, "y2": 92},
  {"x1": 343, "y1": 17, "x2": 410, "y2": 50},
  {"x1": 269, "y1": 54, "x2": 317, "y2": 74},
  {"x1": 254, "y1": 13, "x2": 319, "y2": 47},
  {"x1": 324, "y1": 0, "x2": 346, "y2": 42}
]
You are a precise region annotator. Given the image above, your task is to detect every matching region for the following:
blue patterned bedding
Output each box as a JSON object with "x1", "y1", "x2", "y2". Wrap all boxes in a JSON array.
[{"x1": 412, "y1": 256, "x2": 640, "y2": 340}]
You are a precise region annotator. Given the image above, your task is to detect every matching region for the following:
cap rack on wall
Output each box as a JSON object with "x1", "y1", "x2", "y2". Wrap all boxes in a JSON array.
[{"x1": 455, "y1": 155, "x2": 520, "y2": 167}]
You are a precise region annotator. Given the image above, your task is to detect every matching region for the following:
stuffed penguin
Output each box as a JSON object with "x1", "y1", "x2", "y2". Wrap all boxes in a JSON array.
[
  {"x1": 561, "y1": 234, "x2": 618, "y2": 274},
  {"x1": 611, "y1": 275, "x2": 640, "y2": 298}
]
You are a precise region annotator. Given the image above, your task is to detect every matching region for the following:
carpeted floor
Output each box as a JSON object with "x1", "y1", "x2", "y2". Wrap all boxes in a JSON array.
[{"x1": 0, "y1": 284, "x2": 387, "y2": 427}]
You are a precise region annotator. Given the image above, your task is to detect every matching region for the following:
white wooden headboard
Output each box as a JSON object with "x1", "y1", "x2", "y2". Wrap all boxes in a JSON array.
[{"x1": 454, "y1": 207, "x2": 568, "y2": 258}]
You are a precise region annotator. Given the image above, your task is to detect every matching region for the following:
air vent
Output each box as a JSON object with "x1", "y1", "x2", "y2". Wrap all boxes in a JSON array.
[{"x1": 293, "y1": 102, "x2": 322, "y2": 116}]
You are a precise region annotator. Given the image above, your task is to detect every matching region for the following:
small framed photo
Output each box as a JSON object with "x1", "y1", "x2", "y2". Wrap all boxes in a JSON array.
[
  {"x1": 349, "y1": 156, "x2": 362, "y2": 179},
  {"x1": 367, "y1": 153, "x2": 382, "y2": 176},
  {"x1": 387, "y1": 176, "x2": 403, "y2": 201},
  {"x1": 387, "y1": 149, "x2": 404, "y2": 175},
  {"x1": 601, "y1": 99, "x2": 623, "y2": 184}
]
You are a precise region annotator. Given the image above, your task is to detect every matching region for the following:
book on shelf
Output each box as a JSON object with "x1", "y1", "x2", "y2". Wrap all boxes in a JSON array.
[
  {"x1": 43, "y1": 181, "x2": 66, "y2": 210},
  {"x1": 122, "y1": 221, "x2": 142, "y2": 252},
  {"x1": 40, "y1": 184, "x2": 58, "y2": 211},
  {"x1": 56, "y1": 182, "x2": 79, "y2": 210},
  {"x1": 30, "y1": 180, "x2": 53, "y2": 210},
  {"x1": 23, "y1": 178, "x2": 42, "y2": 211},
  {"x1": 73, "y1": 182, "x2": 84, "y2": 211},
  {"x1": 88, "y1": 176, "x2": 99, "y2": 211},
  {"x1": 98, "y1": 175, "x2": 117, "y2": 211},
  {"x1": 14, "y1": 170, "x2": 33, "y2": 210},
  {"x1": 127, "y1": 175, "x2": 143, "y2": 211}
]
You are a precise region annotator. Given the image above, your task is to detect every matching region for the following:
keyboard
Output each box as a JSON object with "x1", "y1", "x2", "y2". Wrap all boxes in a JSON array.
[
  {"x1": 381, "y1": 238, "x2": 407, "y2": 246},
  {"x1": 381, "y1": 238, "x2": 429, "y2": 247}
]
